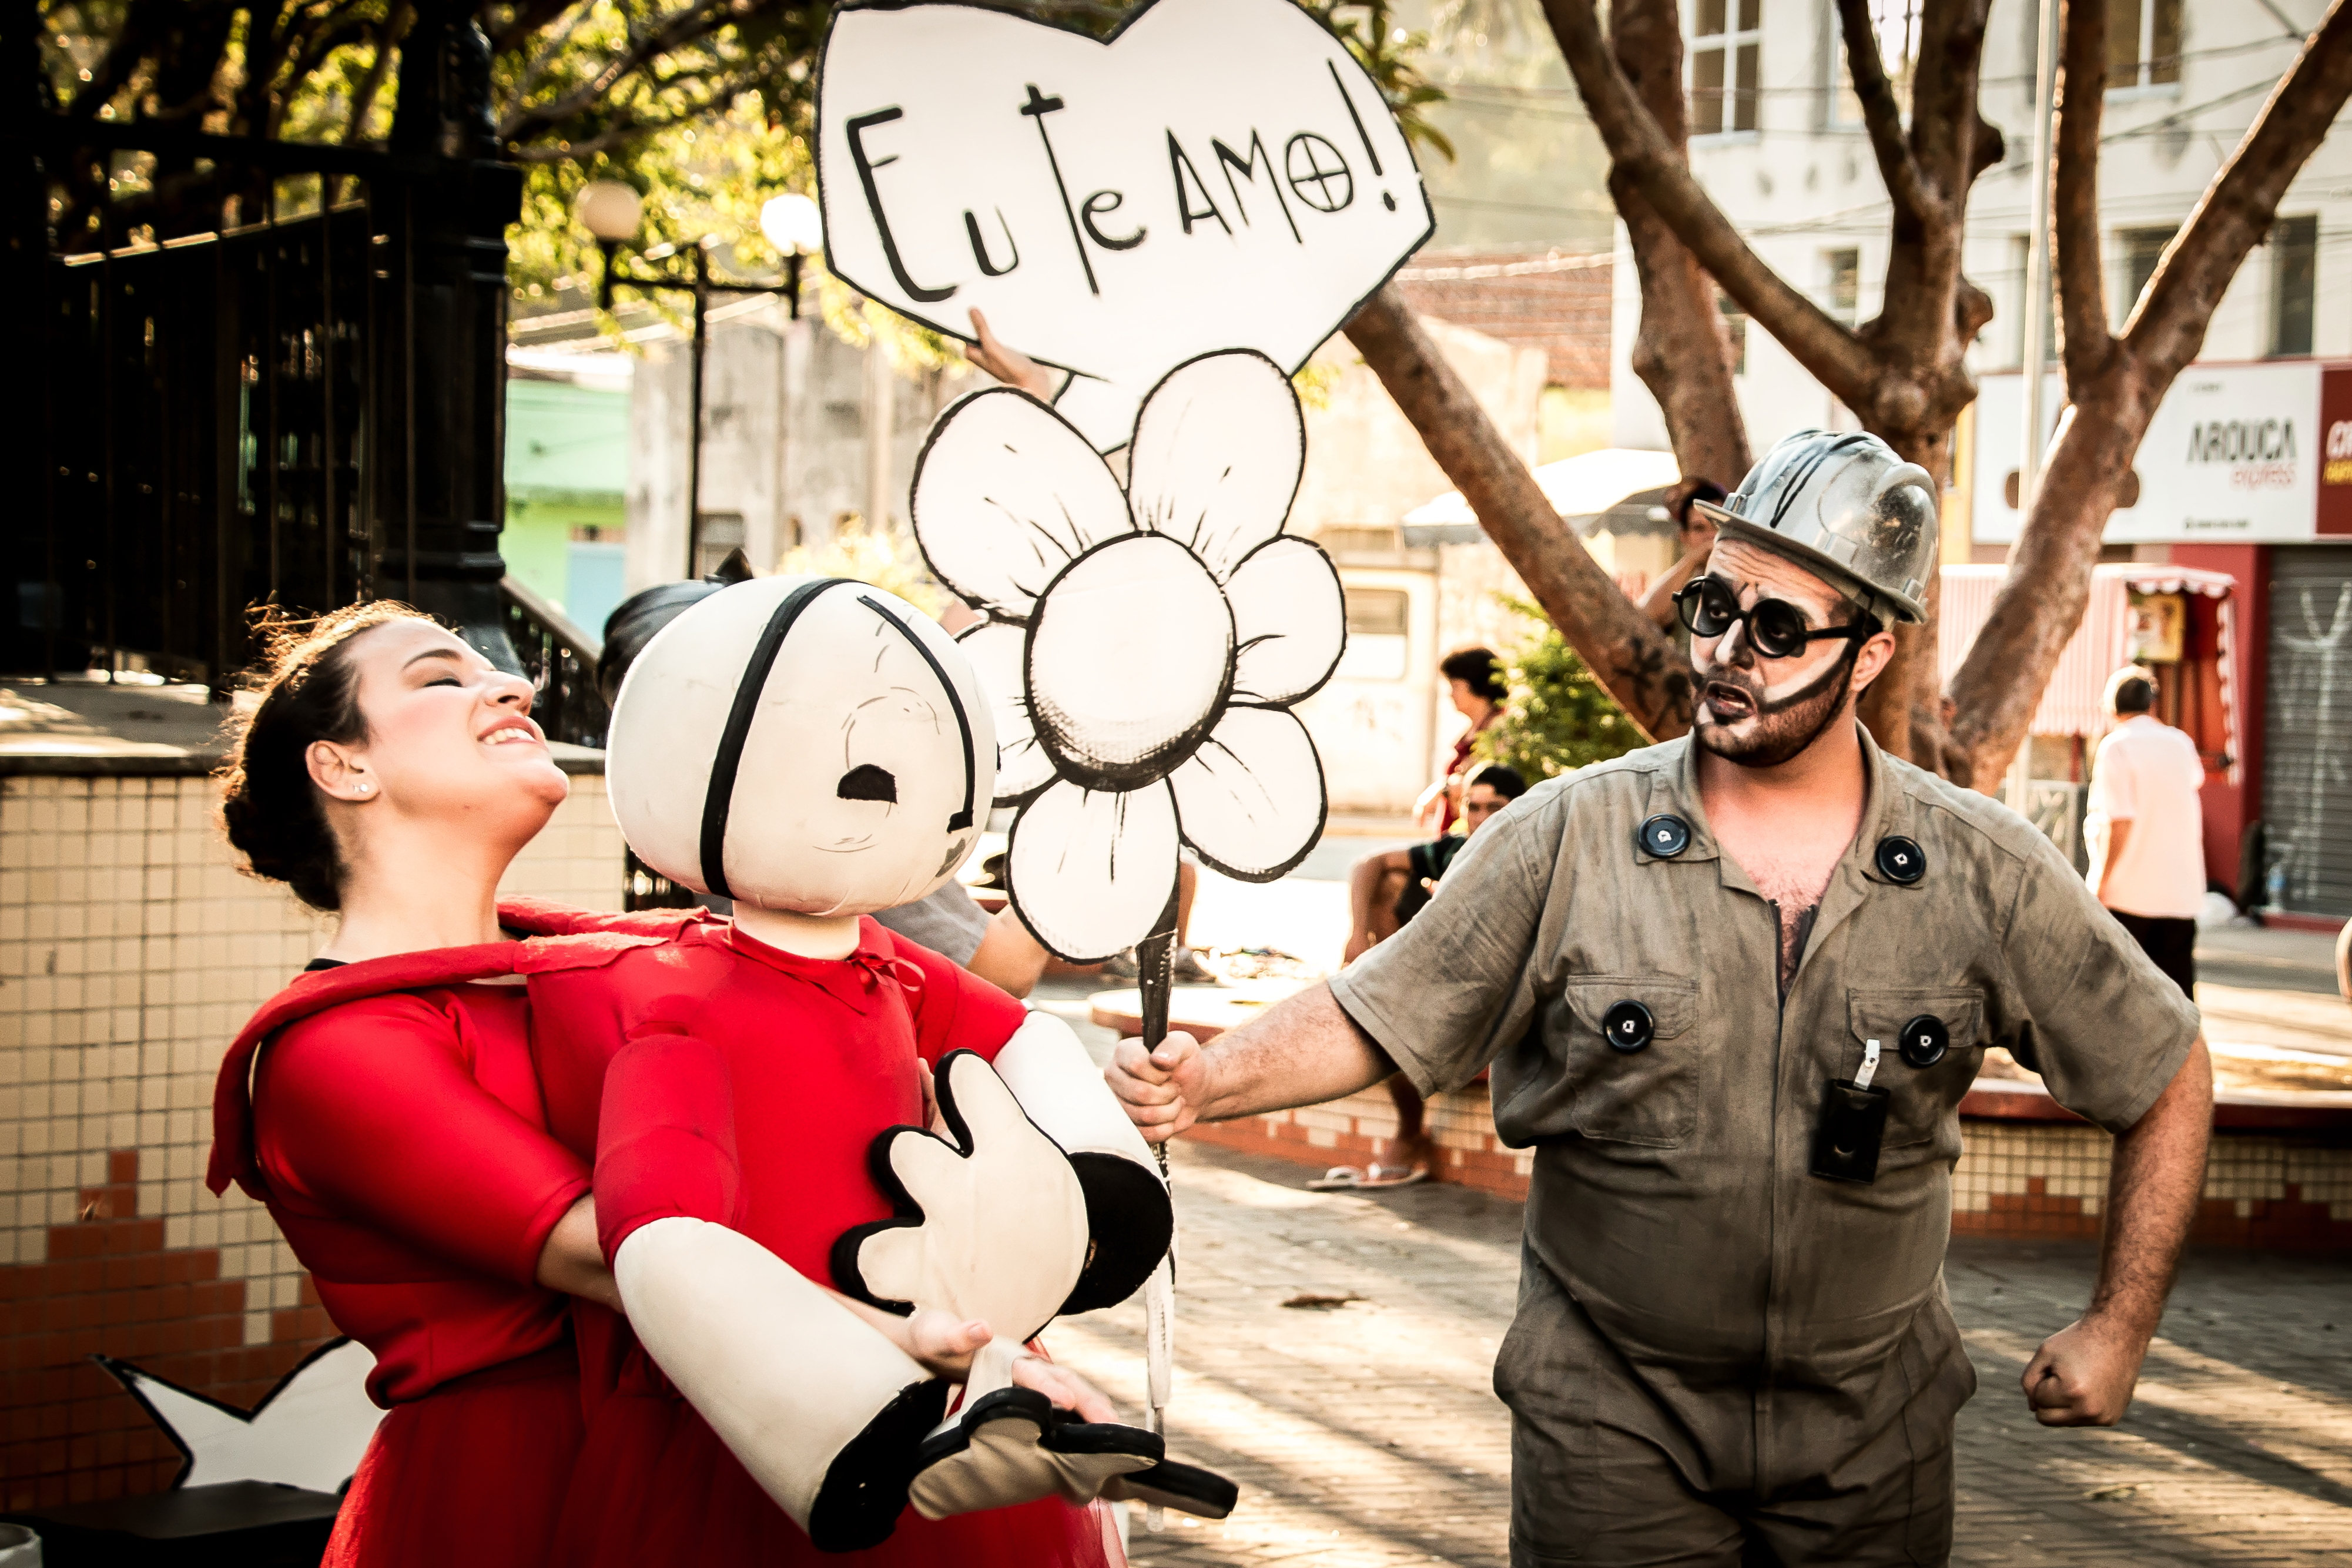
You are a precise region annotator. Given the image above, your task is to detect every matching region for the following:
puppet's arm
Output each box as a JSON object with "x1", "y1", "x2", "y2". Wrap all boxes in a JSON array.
[
  {"x1": 601, "y1": 1032, "x2": 1159, "y2": 1544},
  {"x1": 597, "y1": 1030, "x2": 954, "y2": 1551},
  {"x1": 989, "y1": 1010, "x2": 1174, "y2": 1313}
]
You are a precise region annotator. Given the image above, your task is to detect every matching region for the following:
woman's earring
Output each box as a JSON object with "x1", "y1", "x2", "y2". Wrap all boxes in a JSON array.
[{"x1": 354, "y1": 782, "x2": 371, "y2": 796}]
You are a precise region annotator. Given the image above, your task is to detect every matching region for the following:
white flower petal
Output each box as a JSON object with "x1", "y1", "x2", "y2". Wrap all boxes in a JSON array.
[
  {"x1": 1125, "y1": 351, "x2": 1304, "y2": 579},
  {"x1": 1007, "y1": 780, "x2": 1179, "y2": 963},
  {"x1": 956, "y1": 620, "x2": 1055, "y2": 802},
  {"x1": 910, "y1": 388, "x2": 1135, "y2": 618},
  {"x1": 1170, "y1": 708, "x2": 1326, "y2": 882},
  {"x1": 1227, "y1": 537, "x2": 1345, "y2": 705},
  {"x1": 1025, "y1": 534, "x2": 1232, "y2": 791}
]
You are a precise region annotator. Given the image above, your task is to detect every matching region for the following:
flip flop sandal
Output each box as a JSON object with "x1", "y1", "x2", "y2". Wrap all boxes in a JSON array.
[
  {"x1": 1305, "y1": 1165, "x2": 1368, "y2": 1191},
  {"x1": 1105, "y1": 1457, "x2": 1242, "y2": 1520},
  {"x1": 1356, "y1": 1163, "x2": 1429, "y2": 1189},
  {"x1": 909, "y1": 1385, "x2": 1162, "y2": 1518}
]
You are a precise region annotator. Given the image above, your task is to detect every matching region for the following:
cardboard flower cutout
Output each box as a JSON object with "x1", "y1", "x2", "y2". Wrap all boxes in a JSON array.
[{"x1": 913, "y1": 349, "x2": 1343, "y2": 961}]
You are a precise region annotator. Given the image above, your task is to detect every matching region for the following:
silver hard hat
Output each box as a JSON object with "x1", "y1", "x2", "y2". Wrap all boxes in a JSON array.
[{"x1": 1691, "y1": 430, "x2": 1939, "y2": 624}]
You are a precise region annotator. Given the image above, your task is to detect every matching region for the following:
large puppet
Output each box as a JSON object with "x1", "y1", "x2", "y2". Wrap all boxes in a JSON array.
[{"x1": 527, "y1": 576, "x2": 1226, "y2": 1563}]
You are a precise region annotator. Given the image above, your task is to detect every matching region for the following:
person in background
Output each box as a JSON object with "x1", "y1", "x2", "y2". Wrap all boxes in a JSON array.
[
  {"x1": 1417, "y1": 648, "x2": 1507, "y2": 834},
  {"x1": 1326, "y1": 762, "x2": 1530, "y2": 1189},
  {"x1": 600, "y1": 573, "x2": 1053, "y2": 997},
  {"x1": 2085, "y1": 667, "x2": 2207, "y2": 997},
  {"x1": 1636, "y1": 479, "x2": 1732, "y2": 628}
]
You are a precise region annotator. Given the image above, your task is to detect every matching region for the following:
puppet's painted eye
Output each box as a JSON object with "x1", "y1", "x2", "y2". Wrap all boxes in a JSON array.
[{"x1": 837, "y1": 764, "x2": 898, "y2": 803}]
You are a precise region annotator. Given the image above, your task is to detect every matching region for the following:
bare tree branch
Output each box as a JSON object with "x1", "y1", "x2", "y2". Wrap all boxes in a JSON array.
[
  {"x1": 1905, "y1": 0, "x2": 1995, "y2": 203},
  {"x1": 1343, "y1": 286, "x2": 1695, "y2": 741},
  {"x1": 2126, "y1": 0, "x2": 2352, "y2": 377},
  {"x1": 1834, "y1": 0, "x2": 1927, "y2": 222},
  {"x1": 1607, "y1": 0, "x2": 1749, "y2": 491},
  {"x1": 2053, "y1": 0, "x2": 2114, "y2": 387},
  {"x1": 1539, "y1": 0, "x2": 1876, "y2": 403}
]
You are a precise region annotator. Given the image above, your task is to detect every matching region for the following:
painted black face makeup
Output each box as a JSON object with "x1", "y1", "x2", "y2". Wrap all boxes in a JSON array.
[{"x1": 1691, "y1": 607, "x2": 1868, "y2": 770}]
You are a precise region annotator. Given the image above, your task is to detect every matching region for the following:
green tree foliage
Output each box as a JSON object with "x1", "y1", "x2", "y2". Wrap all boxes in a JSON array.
[{"x1": 1475, "y1": 596, "x2": 1643, "y2": 780}]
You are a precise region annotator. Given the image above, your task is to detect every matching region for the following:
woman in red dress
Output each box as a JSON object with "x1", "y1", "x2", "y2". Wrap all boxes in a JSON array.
[
  {"x1": 205, "y1": 603, "x2": 643, "y2": 1567},
  {"x1": 207, "y1": 602, "x2": 1139, "y2": 1566}
]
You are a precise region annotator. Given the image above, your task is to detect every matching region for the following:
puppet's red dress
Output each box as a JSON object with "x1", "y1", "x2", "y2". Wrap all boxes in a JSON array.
[
  {"x1": 209, "y1": 920, "x2": 691, "y2": 1568},
  {"x1": 528, "y1": 916, "x2": 1122, "y2": 1568}
]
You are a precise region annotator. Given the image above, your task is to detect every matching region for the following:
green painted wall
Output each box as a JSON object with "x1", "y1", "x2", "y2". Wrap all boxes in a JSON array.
[{"x1": 504, "y1": 377, "x2": 630, "y2": 631}]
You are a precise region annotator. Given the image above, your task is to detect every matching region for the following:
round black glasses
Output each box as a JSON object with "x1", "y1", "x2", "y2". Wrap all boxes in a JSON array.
[{"x1": 1673, "y1": 578, "x2": 1871, "y2": 661}]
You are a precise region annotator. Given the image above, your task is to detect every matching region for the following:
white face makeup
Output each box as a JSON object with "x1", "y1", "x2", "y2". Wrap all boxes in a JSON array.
[
  {"x1": 607, "y1": 577, "x2": 999, "y2": 917},
  {"x1": 1689, "y1": 539, "x2": 1873, "y2": 769}
]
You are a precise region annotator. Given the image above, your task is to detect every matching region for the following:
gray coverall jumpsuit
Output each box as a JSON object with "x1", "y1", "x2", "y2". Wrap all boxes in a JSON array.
[{"x1": 1328, "y1": 730, "x2": 2197, "y2": 1566}]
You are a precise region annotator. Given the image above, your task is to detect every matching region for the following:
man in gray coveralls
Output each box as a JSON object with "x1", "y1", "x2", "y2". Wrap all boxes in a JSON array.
[{"x1": 1107, "y1": 430, "x2": 2214, "y2": 1566}]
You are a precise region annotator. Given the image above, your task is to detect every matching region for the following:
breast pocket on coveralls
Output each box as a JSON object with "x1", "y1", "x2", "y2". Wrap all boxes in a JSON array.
[
  {"x1": 1551, "y1": 978, "x2": 1700, "y2": 1147},
  {"x1": 1842, "y1": 988, "x2": 1984, "y2": 1150}
]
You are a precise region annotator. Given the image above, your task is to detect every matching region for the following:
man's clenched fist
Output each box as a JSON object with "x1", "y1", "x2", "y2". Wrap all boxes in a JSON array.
[
  {"x1": 2021, "y1": 1314, "x2": 2150, "y2": 1426},
  {"x1": 1106, "y1": 1031, "x2": 1207, "y2": 1144}
]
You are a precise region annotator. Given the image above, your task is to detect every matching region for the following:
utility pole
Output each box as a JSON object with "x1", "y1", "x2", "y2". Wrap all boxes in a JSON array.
[
  {"x1": 380, "y1": 0, "x2": 524, "y2": 670},
  {"x1": 2008, "y1": 0, "x2": 2062, "y2": 814}
]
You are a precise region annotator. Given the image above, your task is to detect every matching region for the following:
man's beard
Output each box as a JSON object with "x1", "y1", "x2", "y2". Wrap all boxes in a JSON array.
[{"x1": 1691, "y1": 641, "x2": 1860, "y2": 769}]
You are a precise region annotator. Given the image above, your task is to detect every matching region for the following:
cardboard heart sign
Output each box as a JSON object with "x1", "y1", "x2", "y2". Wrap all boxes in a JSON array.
[{"x1": 815, "y1": 0, "x2": 1434, "y2": 451}]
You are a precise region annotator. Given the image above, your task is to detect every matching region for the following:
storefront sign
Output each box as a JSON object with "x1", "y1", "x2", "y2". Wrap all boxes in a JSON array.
[
  {"x1": 2315, "y1": 364, "x2": 2352, "y2": 534},
  {"x1": 815, "y1": 0, "x2": 1433, "y2": 451},
  {"x1": 1974, "y1": 361, "x2": 2323, "y2": 543}
]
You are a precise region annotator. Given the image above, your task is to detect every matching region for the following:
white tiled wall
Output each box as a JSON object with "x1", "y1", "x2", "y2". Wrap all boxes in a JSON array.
[{"x1": 0, "y1": 770, "x2": 625, "y2": 1336}]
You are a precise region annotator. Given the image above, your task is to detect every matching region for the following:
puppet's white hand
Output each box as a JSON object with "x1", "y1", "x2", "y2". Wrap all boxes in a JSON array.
[{"x1": 850, "y1": 1051, "x2": 1089, "y2": 1343}]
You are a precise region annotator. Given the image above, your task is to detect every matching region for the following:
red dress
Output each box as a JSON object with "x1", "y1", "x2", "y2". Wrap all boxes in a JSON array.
[
  {"x1": 526, "y1": 916, "x2": 1121, "y2": 1568},
  {"x1": 209, "y1": 910, "x2": 704, "y2": 1568}
]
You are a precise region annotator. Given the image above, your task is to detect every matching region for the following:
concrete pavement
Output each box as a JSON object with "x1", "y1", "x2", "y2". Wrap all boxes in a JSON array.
[{"x1": 1051, "y1": 1142, "x2": 2352, "y2": 1567}]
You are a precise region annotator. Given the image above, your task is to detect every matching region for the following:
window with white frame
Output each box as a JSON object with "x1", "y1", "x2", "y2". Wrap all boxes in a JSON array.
[
  {"x1": 2108, "y1": 0, "x2": 2182, "y2": 90},
  {"x1": 2270, "y1": 215, "x2": 2318, "y2": 359},
  {"x1": 2118, "y1": 225, "x2": 2174, "y2": 323},
  {"x1": 1832, "y1": 0, "x2": 1922, "y2": 124},
  {"x1": 1825, "y1": 249, "x2": 1861, "y2": 327},
  {"x1": 1691, "y1": 0, "x2": 1761, "y2": 136}
]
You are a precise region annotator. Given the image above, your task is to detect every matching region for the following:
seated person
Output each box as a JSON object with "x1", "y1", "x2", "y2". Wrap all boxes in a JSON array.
[
  {"x1": 1326, "y1": 763, "x2": 1529, "y2": 1188},
  {"x1": 1415, "y1": 649, "x2": 1508, "y2": 835}
]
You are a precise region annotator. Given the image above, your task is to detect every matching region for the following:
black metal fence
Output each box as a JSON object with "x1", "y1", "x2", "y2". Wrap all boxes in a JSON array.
[
  {"x1": 12, "y1": 121, "x2": 611, "y2": 748},
  {"x1": 28, "y1": 197, "x2": 378, "y2": 684}
]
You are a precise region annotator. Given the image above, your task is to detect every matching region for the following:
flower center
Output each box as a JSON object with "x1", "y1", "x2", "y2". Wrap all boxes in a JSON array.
[{"x1": 1026, "y1": 534, "x2": 1234, "y2": 790}]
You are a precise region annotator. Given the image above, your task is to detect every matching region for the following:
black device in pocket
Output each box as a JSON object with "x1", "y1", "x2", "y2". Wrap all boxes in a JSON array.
[{"x1": 1810, "y1": 1038, "x2": 1889, "y2": 1184}]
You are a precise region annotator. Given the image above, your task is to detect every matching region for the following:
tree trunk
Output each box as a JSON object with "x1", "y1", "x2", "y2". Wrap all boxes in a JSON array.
[
  {"x1": 1609, "y1": 0, "x2": 1748, "y2": 492},
  {"x1": 1344, "y1": 285, "x2": 1695, "y2": 741}
]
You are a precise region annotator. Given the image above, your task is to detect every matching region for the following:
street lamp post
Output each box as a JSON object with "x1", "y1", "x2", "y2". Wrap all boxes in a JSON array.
[{"x1": 575, "y1": 184, "x2": 824, "y2": 579}]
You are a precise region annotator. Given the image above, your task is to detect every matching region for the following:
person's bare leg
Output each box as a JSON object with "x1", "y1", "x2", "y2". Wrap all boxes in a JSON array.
[
  {"x1": 1172, "y1": 860, "x2": 1218, "y2": 982},
  {"x1": 1371, "y1": 869, "x2": 1406, "y2": 945},
  {"x1": 1378, "y1": 1077, "x2": 1434, "y2": 1180}
]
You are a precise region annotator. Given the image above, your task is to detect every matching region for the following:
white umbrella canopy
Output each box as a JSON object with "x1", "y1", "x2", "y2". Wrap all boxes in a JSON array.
[{"x1": 1402, "y1": 448, "x2": 1683, "y2": 529}]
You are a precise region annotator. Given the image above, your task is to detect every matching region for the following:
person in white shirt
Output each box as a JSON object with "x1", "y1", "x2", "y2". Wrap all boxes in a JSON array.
[{"x1": 2085, "y1": 668, "x2": 2208, "y2": 994}]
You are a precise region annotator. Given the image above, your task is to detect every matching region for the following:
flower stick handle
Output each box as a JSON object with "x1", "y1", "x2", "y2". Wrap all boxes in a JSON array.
[{"x1": 1136, "y1": 885, "x2": 1181, "y2": 1178}]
